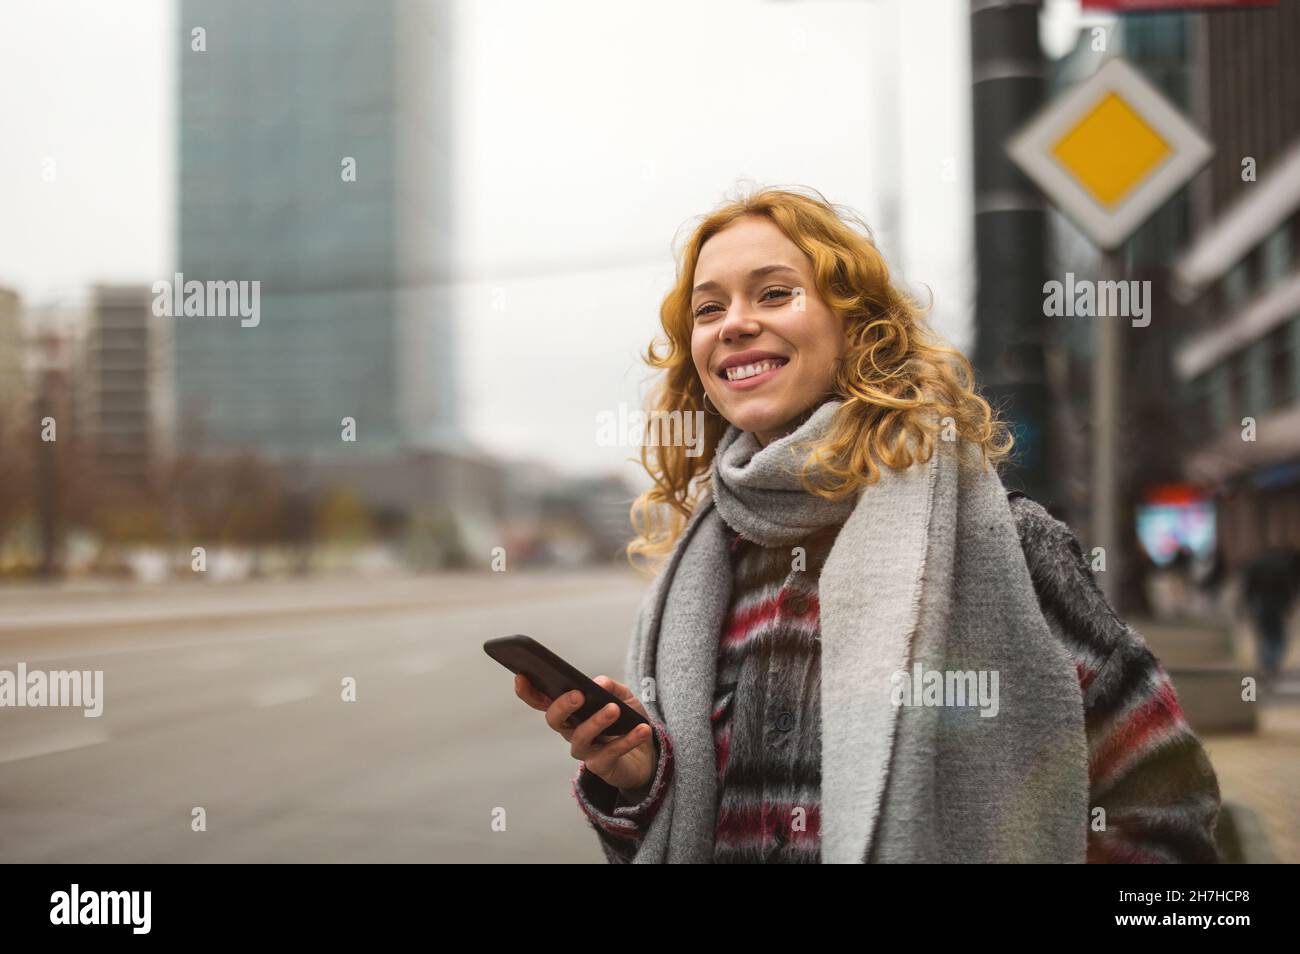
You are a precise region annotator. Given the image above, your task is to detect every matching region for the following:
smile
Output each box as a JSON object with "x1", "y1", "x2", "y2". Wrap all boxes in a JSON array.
[{"x1": 720, "y1": 357, "x2": 788, "y2": 389}]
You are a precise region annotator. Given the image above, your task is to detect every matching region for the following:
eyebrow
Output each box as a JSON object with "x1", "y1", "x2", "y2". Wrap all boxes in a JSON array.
[{"x1": 692, "y1": 264, "x2": 802, "y2": 297}]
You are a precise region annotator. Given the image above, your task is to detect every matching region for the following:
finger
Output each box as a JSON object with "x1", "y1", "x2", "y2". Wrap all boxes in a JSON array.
[
  {"x1": 545, "y1": 689, "x2": 584, "y2": 733},
  {"x1": 593, "y1": 675, "x2": 631, "y2": 701},
  {"x1": 568, "y1": 701, "x2": 624, "y2": 759},
  {"x1": 514, "y1": 674, "x2": 552, "y2": 711},
  {"x1": 518, "y1": 677, "x2": 554, "y2": 711},
  {"x1": 583, "y1": 722, "x2": 653, "y2": 773},
  {"x1": 594, "y1": 675, "x2": 648, "y2": 718}
]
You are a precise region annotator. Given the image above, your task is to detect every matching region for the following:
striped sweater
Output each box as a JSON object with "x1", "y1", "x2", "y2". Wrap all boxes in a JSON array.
[{"x1": 573, "y1": 492, "x2": 1222, "y2": 863}]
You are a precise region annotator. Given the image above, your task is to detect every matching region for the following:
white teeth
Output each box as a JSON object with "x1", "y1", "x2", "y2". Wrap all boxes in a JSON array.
[{"x1": 725, "y1": 359, "x2": 784, "y2": 381}]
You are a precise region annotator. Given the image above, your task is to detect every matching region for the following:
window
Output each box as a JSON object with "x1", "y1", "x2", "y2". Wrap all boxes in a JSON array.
[
  {"x1": 1260, "y1": 224, "x2": 1294, "y2": 291},
  {"x1": 1207, "y1": 363, "x2": 1233, "y2": 434},
  {"x1": 1247, "y1": 337, "x2": 1272, "y2": 413},
  {"x1": 1183, "y1": 373, "x2": 1212, "y2": 444},
  {"x1": 1229, "y1": 348, "x2": 1251, "y2": 422},
  {"x1": 1220, "y1": 259, "x2": 1252, "y2": 313},
  {"x1": 1266, "y1": 320, "x2": 1295, "y2": 409}
]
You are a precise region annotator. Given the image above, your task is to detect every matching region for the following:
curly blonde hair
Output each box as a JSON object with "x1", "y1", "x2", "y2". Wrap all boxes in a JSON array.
[{"x1": 626, "y1": 184, "x2": 1013, "y2": 575}]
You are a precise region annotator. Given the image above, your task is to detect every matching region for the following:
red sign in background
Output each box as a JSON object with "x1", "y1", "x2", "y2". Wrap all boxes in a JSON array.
[{"x1": 1082, "y1": 0, "x2": 1277, "y2": 10}]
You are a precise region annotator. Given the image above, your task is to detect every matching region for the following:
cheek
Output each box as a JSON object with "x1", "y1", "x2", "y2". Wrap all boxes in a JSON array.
[
  {"x1": 800, "y1": 335, "x2": 842, "y2": 384},
  {"x1": 813, "y1": 316, "x2": 844, "y2": 369},
  {"x1": 690, "y1": 336, "x2": 712, "y2": 378},
  {"x1": 791, "y1": 320, "x2": 840, "y2": 377}
]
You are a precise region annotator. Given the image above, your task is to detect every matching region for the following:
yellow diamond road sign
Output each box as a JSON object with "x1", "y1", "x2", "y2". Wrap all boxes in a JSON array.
[
  {"x1": 1052, "y1": 93, "x2": 1172, "y2": 207},
  {"x1": 1007, "y1": 56, "x2": 1212, "y2": 250}
]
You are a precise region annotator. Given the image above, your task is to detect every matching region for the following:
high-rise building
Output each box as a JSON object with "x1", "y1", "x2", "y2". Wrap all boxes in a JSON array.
[
  {"x1": 77, "y1": 284, "x2": 175, "y2": 491},
  {"x1": 1168, "y1": 2, "x2": 1300, "y2": 568},
  {"x1": 175, "y1": 0, "x2": 460, "y2": 459}
]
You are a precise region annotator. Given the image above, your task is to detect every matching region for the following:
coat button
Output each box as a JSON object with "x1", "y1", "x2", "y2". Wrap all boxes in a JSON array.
[
  {"x1": 785, "y1": 594, "x2": 809, "y2": 615},
  {"x1": 775, "y1": 711, "x2": 795, "y2": 732}
]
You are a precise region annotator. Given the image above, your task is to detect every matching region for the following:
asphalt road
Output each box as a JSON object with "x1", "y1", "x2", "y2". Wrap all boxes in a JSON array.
[{"x1": 0, "y1": 570, "x2": 647, "y2": 862}]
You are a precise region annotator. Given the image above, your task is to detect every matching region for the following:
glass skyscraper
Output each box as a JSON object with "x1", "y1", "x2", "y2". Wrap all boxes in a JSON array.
[{"x1": 176, "y1": 0, "x2": 459, "y2": 459}]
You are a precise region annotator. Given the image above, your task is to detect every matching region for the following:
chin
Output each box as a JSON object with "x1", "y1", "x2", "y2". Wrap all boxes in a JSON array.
[{"x1": 723, "y1": 399, "x2": 790, "y2": 435}]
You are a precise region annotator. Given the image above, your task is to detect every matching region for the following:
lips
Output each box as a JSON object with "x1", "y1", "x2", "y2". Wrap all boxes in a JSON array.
[
  {"x1": 716, "y1": 355, "x2": 789, "y2": 378},
  {"x1": 715, "y1": 350, "x2": 789, "y2": 377},
  {"x1": 719, "y1": 357, "x2": 788, "y2": 391},
  {"x1": 722, "y1": 357, "x2": 788, "y2": 382}
]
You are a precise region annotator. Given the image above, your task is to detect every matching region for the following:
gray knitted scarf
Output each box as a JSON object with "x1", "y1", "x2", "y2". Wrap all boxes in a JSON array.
[
  {"x1": 618, "y1": 396, "x2": 1089, "y2": 863},
  {"x1": 710, "y1": 397, "x2": 857, "y2": 546}
]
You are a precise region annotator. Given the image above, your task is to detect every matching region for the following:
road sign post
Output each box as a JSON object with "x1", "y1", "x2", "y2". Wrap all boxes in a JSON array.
[{"x1": 1006, "y1": 55, "x2": 1213, "y2": 603}]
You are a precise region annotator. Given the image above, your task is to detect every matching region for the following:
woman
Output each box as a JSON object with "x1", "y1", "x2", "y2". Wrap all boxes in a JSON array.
[{"x1": 514, "y1": 186, "x2": 1222, "y2": 863}]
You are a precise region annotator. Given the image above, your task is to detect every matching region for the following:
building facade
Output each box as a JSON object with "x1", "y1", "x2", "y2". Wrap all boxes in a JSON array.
[
  {"x1": 77, "y1": 285, "x2": 175, "y2": 492},
  {"x1": 175, "y1": 0, "x2": 460, "y2": 459},
  {"x1": 1172, "y1": 0, "x2": 1300, "y2": 567}
]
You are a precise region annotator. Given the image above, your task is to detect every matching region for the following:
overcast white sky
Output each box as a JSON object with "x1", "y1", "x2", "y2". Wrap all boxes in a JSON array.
[{"x1": 0, "y1": 0, "x2": 1096, "y2": 483}]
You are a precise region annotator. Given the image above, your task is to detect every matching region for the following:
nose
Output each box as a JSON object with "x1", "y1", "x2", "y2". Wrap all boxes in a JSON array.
[{"x1": 716, "y1": 300, "x2": 761, "y2": 343}]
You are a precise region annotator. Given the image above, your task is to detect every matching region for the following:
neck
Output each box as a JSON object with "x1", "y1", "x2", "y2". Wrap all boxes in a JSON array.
[{"x1": 755, "y1": 403, "x2": 820, "y2": 447}]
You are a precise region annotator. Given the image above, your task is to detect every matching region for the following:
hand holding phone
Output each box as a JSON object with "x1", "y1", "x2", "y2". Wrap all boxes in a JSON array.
[{"x1": 485, "y1": 634, "x2": 657, "y2": 793}]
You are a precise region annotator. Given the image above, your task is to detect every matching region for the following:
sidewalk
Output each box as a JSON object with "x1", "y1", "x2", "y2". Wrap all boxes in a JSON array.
[
  {"x1": 1200, "y1": 685, "x2": 1300, "y2": 863},
  {"x1": 1218, "y1": 602, "x2": 1298, "y2": 862},
  {"x1": 1153, "y1": 604, "x2": 1299, "y2": 863},
  {"x1": 0, "y1": 566, "x2": 641, "y2": 634},
  {"x1": 1133, "y1": 603, "x2": 1299, "y2": 862}
]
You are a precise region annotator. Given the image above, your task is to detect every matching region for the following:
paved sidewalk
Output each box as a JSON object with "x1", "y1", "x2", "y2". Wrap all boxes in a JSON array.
[
  {"x1": 1136, "y1": 603, "x2": 1299, "y2": 863},
  {"x1": 1211, "y1": 610, "x2": 1300, "y2": 864},
  {"x1": 1200, "y1": 683, "x2": 1300, "y2": 863}
]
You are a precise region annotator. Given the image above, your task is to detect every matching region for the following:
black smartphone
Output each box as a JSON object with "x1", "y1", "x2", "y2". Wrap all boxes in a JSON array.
[{"x1": 484, "y1": 634, "x2": 649, "y2": 740}]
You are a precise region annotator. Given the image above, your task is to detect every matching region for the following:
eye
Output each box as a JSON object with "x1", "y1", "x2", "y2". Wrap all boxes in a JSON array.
[{"x1": 694, "y1": 287, "x2": 791, "y2": 320}]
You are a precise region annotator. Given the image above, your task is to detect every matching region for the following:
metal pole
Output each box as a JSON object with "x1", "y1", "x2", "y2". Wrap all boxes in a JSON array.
[{"x1": 1092, "y1": 249, "x2": 1123, "y2": 604}]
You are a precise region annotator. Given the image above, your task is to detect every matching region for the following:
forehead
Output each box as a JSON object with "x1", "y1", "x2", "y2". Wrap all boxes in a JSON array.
[{"x1": 695, "y1": 217, "x2": 801, "y2": 277}]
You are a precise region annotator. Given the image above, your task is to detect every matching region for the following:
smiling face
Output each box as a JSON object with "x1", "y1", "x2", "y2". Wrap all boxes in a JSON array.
[{"x1": 690, "y1": 216, "x2": 845, "y2": 446}]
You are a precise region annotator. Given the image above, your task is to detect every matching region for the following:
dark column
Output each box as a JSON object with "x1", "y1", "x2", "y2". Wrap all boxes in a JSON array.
[{"x1": 970, "y1": 0, "x2": 1051, "y2": 502}]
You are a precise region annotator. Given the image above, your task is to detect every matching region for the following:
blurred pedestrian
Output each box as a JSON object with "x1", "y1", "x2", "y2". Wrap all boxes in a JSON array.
[
  {"x1": 1240, "y1": 545, "x2": 1300, "y2": 684},
  {"x1": 1167, "y1": 544, "x2": 1196, "y2": 617}
]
